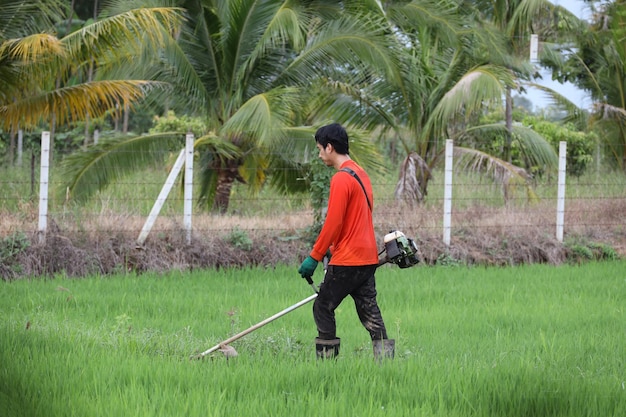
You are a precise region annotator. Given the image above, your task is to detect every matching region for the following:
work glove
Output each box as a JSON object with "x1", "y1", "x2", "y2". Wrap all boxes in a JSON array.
[{"x1": 298, "y1": 256, "x2": 318, "y2": 279}]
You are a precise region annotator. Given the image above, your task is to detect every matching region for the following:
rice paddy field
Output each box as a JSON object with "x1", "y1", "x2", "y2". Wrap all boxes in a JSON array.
[{"x1": 1, "y1": 261, "x2": 625, "y2": 417}]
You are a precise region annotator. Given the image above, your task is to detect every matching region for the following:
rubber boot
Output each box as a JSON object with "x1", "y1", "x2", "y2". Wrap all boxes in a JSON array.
[
  {"x1": 315, "y1": 337, "x2": 340, "y2": 359},
  {"x1": 372, "y1": 339, "x2": 395, "y2": 361}
]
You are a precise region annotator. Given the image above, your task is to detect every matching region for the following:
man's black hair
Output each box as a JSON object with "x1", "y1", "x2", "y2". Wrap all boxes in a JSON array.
[{"x1": 314, "y1": 123, "x2": 349, "y2": 155}]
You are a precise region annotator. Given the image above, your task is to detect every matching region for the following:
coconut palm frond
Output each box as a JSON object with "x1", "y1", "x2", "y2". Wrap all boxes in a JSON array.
[
  {"x1": 267, "y1": 126, "x2": 318, "y2": 195},
  {"x1": 61, "y1": 7, "x2": 184, "y2": 63},
  {"x1": 194, "y1": 133, "x2": 242, "y2": 162},
  {"x1": 1, "y1": 80, "x2": 165, "y2": 129},
  {"x1": 309, "y1": 78, "x2": 397, "y2": 132},
  {"x1": 511, "y1": 125, "x2": 559, "y2": 171},
  {"x1": 224, "y1": 1, "x2": 305, "y2": 93},
  {"x1": 221, "y1": 87, "x2": 302, "y2": 146},
  {"x1": 0, "y1": 0, "x2": 65, "y2": 39},
  {"x1": 347, "y1": 129, "x2": 388, "y2": 176},
  {"x1": 59, "y1": 132, "x2": 183, "y2": 202},
  {"x1": 0, "y1": 34, "x2": 66, "y2": 98},
  {"x1": 268, "y1": 125, "x2": 387, "y2": 194},
  {"x1": 526, "y1": 82, "x2": 588, "y2": 128},
  {"x1": 593, "y1": 102, "x2": 626, "y2": 121},
  {"x1": 388, "y1": 0, "x2": 462, "y2": 45},
  {"x1": 0, "y1": 33, "x2": 64, "y2": 63},
  {"x1": 508, "y1": 0, "x2": 556, "y2": 36},
  {"x1": 285, "y1": 13, "x2": 399, "y2": 85},
  {"x1": 452, "y1": 146, "x2": 537, "y2": 202},
  {"x1": 465, "y1": 123, "x2": 558, "y2": 171},
  {"x1": 256, "y1": 1, "x2": 307, "y2": 52},
  {"x1": 427, "y1": 65, "x2": 515, "y2": 136},
  {"x1": 239, "y1": 152, "x2": 270, "y2": 194},
  {"x1": 278, "y1": 126, "x2": 318, "y2": 162},
  {"x1": 268, "y1": 157, "x2": 309, "y2": 195},
  {"x1": 147, "y1": 28, "x2": 209, "y2": 114},
  {"x1": 1, "y1": 5, "x2": 183, "y2": 131}
]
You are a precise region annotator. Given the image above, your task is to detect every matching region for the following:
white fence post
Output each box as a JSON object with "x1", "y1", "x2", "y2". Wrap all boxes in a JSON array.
[
  {"x1": 137, "y1": 148, "x2": 186, "y2": 245},
  {"x1": 556, "y1": 141, "x2": 567, "y2": 242},
  {"x1": 530, "y1": 34, "x2": 539, "y2": 61},
  {"x1": 184, "y1": 134, "x2": 194, "y2": 244},
  {"x1": 37, "y1": 131, "x2": 50, "y2": 243},
  {"x1": 443, "y1": 139, "x2": 453, "y2": 246},
  {"x1": 17, "y1": 129, "x2": 23, "y2": 167}
]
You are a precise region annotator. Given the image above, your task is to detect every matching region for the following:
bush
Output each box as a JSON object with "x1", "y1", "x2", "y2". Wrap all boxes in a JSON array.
[
  {"x1": 524, "y1": 117, "x2": 595, "y2": 178},
  {"x1": 565, "y1": 240, "x2": 619, "y2": 263}
]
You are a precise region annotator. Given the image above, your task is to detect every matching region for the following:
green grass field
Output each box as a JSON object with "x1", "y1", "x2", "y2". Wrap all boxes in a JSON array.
[{"x1": 2, "y1": 261, "x2": 625, "y2": 416}]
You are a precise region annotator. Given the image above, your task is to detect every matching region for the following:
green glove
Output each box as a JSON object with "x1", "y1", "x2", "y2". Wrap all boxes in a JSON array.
[{"x1": 298, "y1": 256, "x2": 318, "y2": 279}]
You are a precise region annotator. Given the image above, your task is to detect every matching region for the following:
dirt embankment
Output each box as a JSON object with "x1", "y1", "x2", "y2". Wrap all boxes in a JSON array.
[{"x1": 1, "y1": 200, "x2": 625, "y2": 280}]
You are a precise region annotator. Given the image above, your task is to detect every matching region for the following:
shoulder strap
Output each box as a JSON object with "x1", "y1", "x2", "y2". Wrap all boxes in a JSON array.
[{"x1": 340, "y1": 167, "x2": 372, "y2": 211}]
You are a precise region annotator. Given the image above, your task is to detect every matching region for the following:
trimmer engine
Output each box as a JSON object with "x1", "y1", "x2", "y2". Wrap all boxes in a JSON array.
[{"x1": 381, "y1": 230, "x2": 420, "y2": 268}]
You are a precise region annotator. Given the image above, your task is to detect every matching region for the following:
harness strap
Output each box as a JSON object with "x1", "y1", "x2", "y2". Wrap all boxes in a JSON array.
[{"x1": 340, "y1": 167, "x2": 372, "y2": 211}]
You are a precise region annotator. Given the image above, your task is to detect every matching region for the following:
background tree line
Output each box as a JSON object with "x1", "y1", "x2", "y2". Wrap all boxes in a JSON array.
[{"x1": 0, "y1": 0, "x2": 620, "y2": 214}]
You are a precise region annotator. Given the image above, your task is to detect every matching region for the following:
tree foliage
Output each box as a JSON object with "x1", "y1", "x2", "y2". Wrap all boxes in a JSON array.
[
  {"x1": 540, "y1": 0, "x2": 626, "y2": 171},
  {"x1": 10, "y1": 0, "x2": 616, "y2": 214},
  {"x1": 60, "y1": 0, "x2": 392, "y2": 213},
  {"x1": 0, "y1": 1, "x2": 183, "y2": 132}
]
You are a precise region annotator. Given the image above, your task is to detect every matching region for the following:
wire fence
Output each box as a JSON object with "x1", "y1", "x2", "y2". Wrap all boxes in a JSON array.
[{"x1": 1, "y1": 136, "x2": 625, "y2": 257}]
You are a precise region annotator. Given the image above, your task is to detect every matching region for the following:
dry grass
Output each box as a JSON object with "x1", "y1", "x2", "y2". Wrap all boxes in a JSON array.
[{"x1": 1, "y1": 197, "x2": 624, "y2": 280}]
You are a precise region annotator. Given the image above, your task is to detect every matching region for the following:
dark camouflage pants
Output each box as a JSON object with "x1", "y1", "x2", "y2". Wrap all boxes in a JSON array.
[{"x1": 313, "y1": 264, "x2": 388, "y2": 340}]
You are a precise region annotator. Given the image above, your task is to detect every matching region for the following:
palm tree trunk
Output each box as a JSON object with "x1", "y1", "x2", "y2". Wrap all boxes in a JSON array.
[
  {"x1": 212, "y1": 158, "x2": 244, "y2": 213},
  {"x1": 505, "y1": 87, "x2": 513, "y2": 163},
  {"x1": 123, "y1": 102, "x2": 129, "y2": 133},
  {"x1": 213, "y1": 169, "x2": 237, "y2": 214}
]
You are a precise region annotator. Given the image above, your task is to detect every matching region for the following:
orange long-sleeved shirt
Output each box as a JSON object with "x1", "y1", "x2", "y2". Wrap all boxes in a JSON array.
[{"x1": 310, "y1": 160, "x2": 379, "y2": 266}]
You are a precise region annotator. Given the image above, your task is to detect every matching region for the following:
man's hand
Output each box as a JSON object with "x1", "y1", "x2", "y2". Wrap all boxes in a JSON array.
[{"x1": 298, "y1": 256, "x2": 318, "y2": 279}]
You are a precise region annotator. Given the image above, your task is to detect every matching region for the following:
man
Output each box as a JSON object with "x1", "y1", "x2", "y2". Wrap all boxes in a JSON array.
[{"x1": 298, "y1": 123, "x2": 394, "y2": 360}]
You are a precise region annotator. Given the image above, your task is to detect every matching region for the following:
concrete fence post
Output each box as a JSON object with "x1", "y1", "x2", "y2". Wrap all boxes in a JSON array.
[
  {"x1": 37, "y1": 131, "x2": 51, "y2": 243},
  {"x1": 443, "y1": 139, "x2": 453, "y2": 246},
  {"x1": 184, "y1": 134, "x2": 194, "y2": 244},
  {"x1": 556, "y1": 141, "x2": 567, "y2": 242},
  {"x1": 137, "y1": 147, "x2": 186, "y2": 245}
]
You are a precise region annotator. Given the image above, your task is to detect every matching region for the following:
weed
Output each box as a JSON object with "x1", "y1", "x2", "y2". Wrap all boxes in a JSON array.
[
  {"x1": 436, "y1": 252, "x2": 463, "y2": 267},
  {"x1": 588, "y1": 242, "x2": 619, "y2": 260},
  {"x1": 568, "y1": 243, "x2": 594, "y2": 261},
  {"x1": 0, "y1": 231, "x2": 30, "y2": 261},
  {"x1": 566, "y1": 240, "x2": 620, "y2": 263},
  {"x1": 226, "y1": 227, "x2": 253, "y2": 251}
]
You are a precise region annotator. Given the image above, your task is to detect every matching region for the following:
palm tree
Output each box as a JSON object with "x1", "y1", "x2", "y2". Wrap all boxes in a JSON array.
[
  {"x1": 481, "y1": 0, "x2": 592, "y2": 167},
  {"x1": 60, "y1": 0, "x2": 395, "y2": 213},
  {"x1": 0, "y1": 0, "x2": 182, "y2": 150},
  {"x1": 0, "y1": 0, "x2": 65, "y2": 161},
  {"x1": 540, "y1": 0, "x2": 626, "y2": 171},
  {"x1": 314, "y1": 0, "x2": 558, "y2": 204}
]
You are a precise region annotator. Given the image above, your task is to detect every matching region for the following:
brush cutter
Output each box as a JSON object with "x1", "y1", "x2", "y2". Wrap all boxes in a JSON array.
[
  {"x1": 190, "y1": 230, "x2": 419, "y2": 360},
  {"x1": 190, "y1": 291, "x2": 319, "y2": 360}
]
